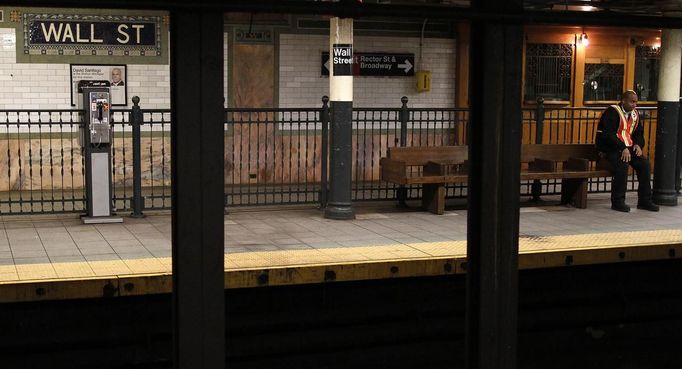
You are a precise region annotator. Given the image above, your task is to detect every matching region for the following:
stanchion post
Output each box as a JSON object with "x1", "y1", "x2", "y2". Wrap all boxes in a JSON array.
[
  {"x1": 320, "y1": 96, "x2": 330, "y2": 208},
  {"x1": 129, "y1": 96, "x2": 144, "y2": 218},
  {"x1": 530, "y1": 97, "x2": 544, "y2": 202},
  {"x1": 397, "y1": 96, "x2": 409, "y2": 206}
]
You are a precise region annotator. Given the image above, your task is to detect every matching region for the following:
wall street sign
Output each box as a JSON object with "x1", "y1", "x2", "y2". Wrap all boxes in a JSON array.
[
  {"x1": 322, "y1": 52, "x2": 415, "y2": 77},
  {"x1": 4, "y1": 7, "x2": 169, "y2": 64}
]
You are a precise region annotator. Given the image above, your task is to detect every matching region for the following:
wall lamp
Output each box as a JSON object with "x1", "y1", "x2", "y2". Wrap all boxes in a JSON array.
[{"x1": 579, "y1": 32, "x2": 589, "y2": 47}]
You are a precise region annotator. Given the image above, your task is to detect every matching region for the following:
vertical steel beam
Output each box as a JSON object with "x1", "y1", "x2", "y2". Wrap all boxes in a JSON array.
[
  {"x1": 653, "y1": 29, "x2": 681, "y2": 206},
  {"x1": 171, "y1": 10, "x2": 225, "y2": 369},
  {"x1": 676, "y1": 97, "x2": 682, "y2": 193},
  {"x1": 325, "y1": 17, "x2": 355, "y2": 220},
  {"x1": 466, "y1": 0, "x2": 522, "y2": 368}
]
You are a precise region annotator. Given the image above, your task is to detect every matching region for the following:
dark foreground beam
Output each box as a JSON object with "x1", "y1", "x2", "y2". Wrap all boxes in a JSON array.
[
  {"x1": 6, "y1": 0, "x2": 682, "y2": 29},
  {"x1": 171, "y1": 10, "x2": 225, "y2": 369},
  {"x1": 466, "y1": 0, "x2": 523, "y2": 368}
]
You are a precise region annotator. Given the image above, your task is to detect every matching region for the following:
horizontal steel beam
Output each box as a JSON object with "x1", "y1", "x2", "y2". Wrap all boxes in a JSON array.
[{"x1": 4, "y1": 0, "x2": 682, "y2": 28}]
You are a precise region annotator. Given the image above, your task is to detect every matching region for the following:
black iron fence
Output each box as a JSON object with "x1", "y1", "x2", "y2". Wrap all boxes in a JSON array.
[
  {"x1": 0, "y1": 97, "x2": 658, "y2": 214},
  {"x1": 351, "y1": 99, "x2": 468, "y2": 203},
  {"x1": 110, "y1": 108, "x2": 172, "y2": 212},
  {"x1": 0, "y1": 106, "x2": 172, "y2": 215},
  {"x1": 224, "y1": 107, "x2": 324, "y2": 206},
  {"x1": 224, "y1": 97, "x2": 469, "y2": 207},
  {"x1": 0, "y1": 110, "x2": 83, "y2": 214}
]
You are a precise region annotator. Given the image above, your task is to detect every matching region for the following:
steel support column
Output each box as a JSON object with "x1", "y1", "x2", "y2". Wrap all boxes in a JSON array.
[
  {"x1": 466, "y1": 0, "x2": 522, "y2": 367},
  {"x1": 171, "y1": 10, "x2": 225, "y2": 369},
  {"x1": 653, "y1": 28, "x2": 681, "y2": 206},
  {"x1": 325, "y1": 17, "x2": 355, "y2": 220},
  {"x1": 677, "y1": 97, "x2": 682, "y2": 193}
]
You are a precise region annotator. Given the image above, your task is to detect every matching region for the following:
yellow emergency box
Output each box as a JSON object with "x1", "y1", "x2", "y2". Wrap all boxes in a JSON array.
[{"x1": 416, "y1": 70, "x2": 431, "y2": 92}]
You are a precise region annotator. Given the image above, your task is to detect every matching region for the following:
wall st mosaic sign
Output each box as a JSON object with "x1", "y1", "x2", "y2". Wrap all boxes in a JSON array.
[
  {"x1": 4, "y1": 7, "x2": 169, "y2": 64},
  {"x1": 29, "y1": 20, "x2": 156, "y2": 46}
]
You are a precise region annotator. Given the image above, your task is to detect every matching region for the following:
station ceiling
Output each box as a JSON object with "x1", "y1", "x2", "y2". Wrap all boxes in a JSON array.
[
  {"x1": 372, "y1": 0, "x2": 682, "y2": 15},
  {"x1": 523, "y1": 0, "x2": 682, "y2": 15},
  {"x1": 6, "y1": 0, "x2": 682, "y2": 26}
]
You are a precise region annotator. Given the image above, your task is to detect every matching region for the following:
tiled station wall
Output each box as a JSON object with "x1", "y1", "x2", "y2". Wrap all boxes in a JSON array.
[
  {"x1": 0, "y1": 28, "x2": 455, "y2": 109},
  {"x1": 279, "y1": 34, "x2": 456, "y2": 108},
  {"x1": 0, "y1": 29, "x2": 231, "y2": 110}
]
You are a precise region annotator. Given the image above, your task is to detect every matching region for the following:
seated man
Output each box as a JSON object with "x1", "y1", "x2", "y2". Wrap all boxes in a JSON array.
[{"x1": 595, "y1": 90, "x2": 659, "y2": 212}]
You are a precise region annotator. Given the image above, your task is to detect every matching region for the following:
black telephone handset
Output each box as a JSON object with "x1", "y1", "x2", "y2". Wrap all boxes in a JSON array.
[{"x1": 96, "y1": 101, "x2": 104, "y2": 122}]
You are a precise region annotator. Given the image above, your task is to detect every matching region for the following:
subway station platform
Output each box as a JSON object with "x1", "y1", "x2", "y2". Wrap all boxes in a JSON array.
[{"x1": 1, "y1": 193, "x2": 682, "y2": 303}]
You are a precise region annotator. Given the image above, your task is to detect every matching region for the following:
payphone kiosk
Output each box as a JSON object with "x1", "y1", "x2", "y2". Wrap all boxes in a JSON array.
[{"x1": 79, "y1": 81, "x2": 122, "y2": 224}]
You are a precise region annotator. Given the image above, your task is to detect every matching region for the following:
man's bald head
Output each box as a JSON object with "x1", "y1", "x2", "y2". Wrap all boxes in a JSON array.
[
  {"x1": 622, "y1": 90, "x2": 638, "y2": 112},
  {"x1": 623, "y1": 90, "x2": 637, "y2": 100}
]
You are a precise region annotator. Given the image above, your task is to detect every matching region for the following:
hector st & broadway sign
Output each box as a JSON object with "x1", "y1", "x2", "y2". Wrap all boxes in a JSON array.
[{"x1": 322, "y1": 51, "x2": 414, "y2": 77}]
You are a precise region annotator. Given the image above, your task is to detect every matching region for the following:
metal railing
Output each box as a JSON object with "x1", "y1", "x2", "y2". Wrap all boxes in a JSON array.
[
  {"x1": 0, "y1": 103, "x2": 172, "y2": 215},
  {"x1": 351, "y1": 98, "x2": 468, "y2": 203},
  {"x1": 110, "y1": 107, "x2": 172, "y2": 212},
  {"x1": 224, "y1": 97, "x2": 468, "y2": 207},
  {"x1": 224, "y1": 107, "x2": 323, "y2": 206},
  {"x1": 0, "y1": 97, "x2": 660, "y2": 214},
  {"x1": 0, "y1": 110, "x2": 83, "y2": 214}
]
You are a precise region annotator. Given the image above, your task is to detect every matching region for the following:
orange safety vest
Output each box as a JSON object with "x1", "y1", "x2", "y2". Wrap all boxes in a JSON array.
[{"x1": 610, "y1": 104, "x2": 638, "y2": 147}]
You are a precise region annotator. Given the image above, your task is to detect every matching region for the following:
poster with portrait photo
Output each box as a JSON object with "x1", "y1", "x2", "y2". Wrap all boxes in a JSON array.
[{"x1": 70, "y1": 64, "x2": 127, "y2": 106}]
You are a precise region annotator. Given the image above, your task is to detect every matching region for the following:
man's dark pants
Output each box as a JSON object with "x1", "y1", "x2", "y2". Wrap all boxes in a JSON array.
[{"x1": 604, "y1": 148, "x2": 652, "y2": 205}]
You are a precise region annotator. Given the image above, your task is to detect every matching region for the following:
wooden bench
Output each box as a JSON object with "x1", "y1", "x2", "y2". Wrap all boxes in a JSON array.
[
  {"x1": 520, "y1": 144, "x2": 612, "y2": 208},
  {"x1": 380, "y1": 146, "x2": 469, "y2": 214},
  {"x1": 380, "y1": 144, "x2": 611, "y2": 214}
]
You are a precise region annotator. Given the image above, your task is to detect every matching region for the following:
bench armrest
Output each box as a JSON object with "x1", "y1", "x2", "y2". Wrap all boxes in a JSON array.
[
  {"x1": 424, "y1": 160, "x2": 468, "y2": 175},
  {"x1": 424, "y1": 161, "x2": 445, "y2": 176},
  {"x1": 380, "y1": 158, "x2": 407, "y2": 183},
  {"x1": 565, "y1": 157, "x2": 589, "y2": 171},
  {"x1": 596, "y1": 158, "x2": 613, "y2": 172},
  {"x1": 460, "y1": 160, "x2": 469, "y2": 174},
  {"x1": 529, "y1": 158, "x2": 557, "y2": 172}
]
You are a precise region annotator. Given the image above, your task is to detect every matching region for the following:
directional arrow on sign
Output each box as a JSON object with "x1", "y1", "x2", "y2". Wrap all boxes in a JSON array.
[
  {"x1": 398, "y1": 59, "x2": 413, "y2": 73},
  {"x1": 324, "y1": 59, "x2": 330, "y2": 71}
]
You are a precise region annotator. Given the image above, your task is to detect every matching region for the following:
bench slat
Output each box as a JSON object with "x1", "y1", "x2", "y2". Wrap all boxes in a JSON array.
[
  {"x1": 521, "y1": 144, "x2": 600, "y2": 162},
  {"x1": 522, "y1": 170, "x2": 611, "y2": 180},
  {"x1": 405, "y1": 175, "x2": 468, "y2": 185},
  {"x1": 389, "y1": 146, "x2": 468, "y2": 166}
]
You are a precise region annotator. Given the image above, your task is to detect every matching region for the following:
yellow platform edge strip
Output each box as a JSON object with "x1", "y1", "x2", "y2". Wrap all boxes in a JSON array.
[{"x1": 1, "y1": 240, "x2": 681, "y2": 303}]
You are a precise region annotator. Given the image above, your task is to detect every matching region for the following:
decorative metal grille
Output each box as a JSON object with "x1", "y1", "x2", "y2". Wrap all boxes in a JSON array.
[
  {"x1": 634, "y1": 46, "x2": 660, "y2": 101},
  {"x1": 524, "y1": 43, "x2": 573, "y2": 101},
  {"x1": 583, "y1": 63, "x2": 624, "y2": 101}
]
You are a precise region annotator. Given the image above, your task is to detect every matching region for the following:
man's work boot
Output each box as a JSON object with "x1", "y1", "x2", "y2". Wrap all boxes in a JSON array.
[
  {"x1": 637, "y1": 202, "x2": 660, "y2": 212},
  {"x1": 611, "y1": 202, "x2": 631, "y2": 213}
]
